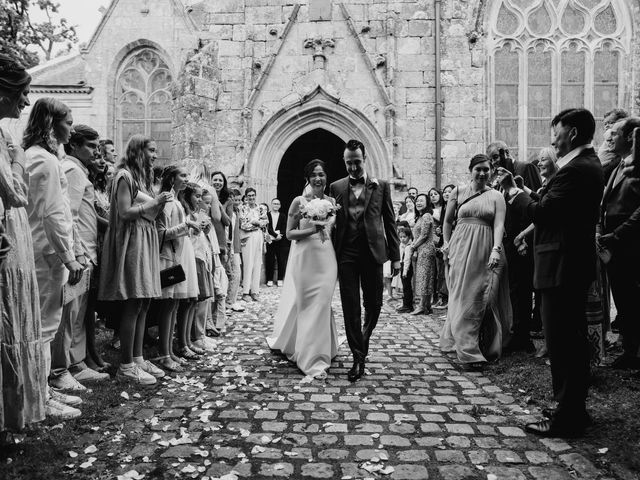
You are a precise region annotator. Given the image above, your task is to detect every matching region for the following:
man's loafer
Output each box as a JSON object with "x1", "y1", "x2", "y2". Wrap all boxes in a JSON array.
[
  {"x1": 347, "y1": 360, "x2": 365, "y2": 382},
  {"x1": 525, "y1": 419, "x2": 584, "y2": 438}
]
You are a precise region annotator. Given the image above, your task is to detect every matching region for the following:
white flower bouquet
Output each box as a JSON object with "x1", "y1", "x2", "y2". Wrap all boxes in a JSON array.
[{"x1": 300, "y1": 198, "x2": 340, "y2": 242}]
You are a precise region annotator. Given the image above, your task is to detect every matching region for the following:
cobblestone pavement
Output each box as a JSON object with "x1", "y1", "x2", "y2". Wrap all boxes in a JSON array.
[{"x1": 61, "y1": 287, "x2": 612, "y2": 480}]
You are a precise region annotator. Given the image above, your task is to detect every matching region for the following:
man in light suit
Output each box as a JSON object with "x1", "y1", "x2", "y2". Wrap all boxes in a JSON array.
[
  {"x1": 499, "y1": 108, "x2": 604, "y2": 437},
  {"x1": 598, "y1": 116, "x2": 640, "y2": 370},
  {"x1": 330, "y1": 140, "x2": 400, "y2": 382}
]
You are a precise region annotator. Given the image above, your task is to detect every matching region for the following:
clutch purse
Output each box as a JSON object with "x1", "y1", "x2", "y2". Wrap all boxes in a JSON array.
[{"x1": 160, "y1": 264, "x2": 185, "y2": 288}]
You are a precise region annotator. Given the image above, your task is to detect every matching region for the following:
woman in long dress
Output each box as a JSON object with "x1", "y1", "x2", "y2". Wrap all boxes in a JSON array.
[
  {"x1": 408, "y1": 193, "x2": 436, "y2": 315},
  {"x1": 440, "y1": 154, "x2": 512, "y2": 370},
  {"x1": 266, "y1": 159, "x2": 340, "y2": 379},
  {"x1": 0, "y1": 55, "x2": 48, "y2": 428}
]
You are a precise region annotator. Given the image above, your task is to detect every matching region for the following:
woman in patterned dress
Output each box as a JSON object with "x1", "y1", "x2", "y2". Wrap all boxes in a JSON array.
[{"x1": 409, "y1": 193, "x2": 436, "y2": 315}]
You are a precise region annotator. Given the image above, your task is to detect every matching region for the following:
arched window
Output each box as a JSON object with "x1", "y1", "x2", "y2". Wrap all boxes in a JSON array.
[
  {"x1": 489, "y1": 0, "x2": 631, "y2": 161},
  {"x1": 115, "y1": 48, "x2": 172, "y2": 165}
]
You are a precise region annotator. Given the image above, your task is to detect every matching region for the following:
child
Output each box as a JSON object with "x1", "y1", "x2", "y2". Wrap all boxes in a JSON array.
[
  {"x1": 175, "y1": 183, "x2": 202, "y2": 360},
  {"x1": 204, "y1": 189, "x2": 229, "y2": 336},
  {"x1": 190, "y1": 186, "x2": 218, "y2": 352},
  {"x1": 396, "y1": 226, "x2": 414, "y2": 313}
]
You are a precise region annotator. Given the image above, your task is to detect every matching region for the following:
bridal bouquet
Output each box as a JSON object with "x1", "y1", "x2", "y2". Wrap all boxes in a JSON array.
[{"x1": 300, "y1": 198, "x2": 339, "y2": 242}]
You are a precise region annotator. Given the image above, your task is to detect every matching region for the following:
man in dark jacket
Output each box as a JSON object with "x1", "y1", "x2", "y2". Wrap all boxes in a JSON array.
[
  {"x1": 499, "y1": 108, "x2": 604, "y2": 438},
  {"x1": 599, "y1": 116, "x2": 640, "y2": 370}
]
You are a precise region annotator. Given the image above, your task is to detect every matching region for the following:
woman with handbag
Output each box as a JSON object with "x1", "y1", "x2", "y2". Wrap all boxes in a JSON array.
[
  {"x1": 439, "y1": 154, "x2": 512, "y2": 371},
  {"x1": 98, "y1": 134, "x2": 170, "y2": 384},
  {"x1": 151, "y1": 166, "x2": 201, "y2": 371}
]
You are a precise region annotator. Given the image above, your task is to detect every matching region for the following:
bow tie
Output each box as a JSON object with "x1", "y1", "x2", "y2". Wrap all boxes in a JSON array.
[{"x1": 349, "y1": 176, "x2": 365, "y2": 186}]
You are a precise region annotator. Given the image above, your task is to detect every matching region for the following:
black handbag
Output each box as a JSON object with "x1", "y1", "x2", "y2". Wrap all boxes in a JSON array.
[
  {"x1": 160, "y1": 264, "x2": 185, "y2": 288},
  {"x1": 159, "y1": 229, "x2": 186, "y2": 288}
]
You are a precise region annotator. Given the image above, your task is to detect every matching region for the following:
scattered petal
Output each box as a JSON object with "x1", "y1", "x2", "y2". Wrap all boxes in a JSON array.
[
  {"x1": 84, "y1": 445, "x2": 98, "y2": 454},
  {"x1": 120, "y1": 391, "x2": 129, "y2": 400},
  {"x1": 68, "y1": 451, "x2": 78, "y2": 458},
  {"x1": 79, "y1": 457, "x2": 97, "y2": 469}
]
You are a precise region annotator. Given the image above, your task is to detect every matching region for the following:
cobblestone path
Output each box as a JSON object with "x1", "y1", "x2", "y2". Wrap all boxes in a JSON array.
[{"x1": 65, "y1": 287, "x2": 610, "y2": 480}]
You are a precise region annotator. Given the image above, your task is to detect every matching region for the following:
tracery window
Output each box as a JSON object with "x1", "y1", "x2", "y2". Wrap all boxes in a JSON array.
[
  {"x1": 116, "y1": 48, "x2": 173, "y2": 165},
  {"x1": 490, "y1": 0, "x2": 630, "y2": 161}
]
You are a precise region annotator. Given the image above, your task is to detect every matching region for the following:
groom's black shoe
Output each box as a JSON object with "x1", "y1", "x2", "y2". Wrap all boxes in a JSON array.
[{"x1": 347, "y1": 359, "x2": 365, "y2": 382}]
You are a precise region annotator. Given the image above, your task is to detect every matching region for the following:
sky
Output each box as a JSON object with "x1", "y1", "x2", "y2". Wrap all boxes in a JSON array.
[{"x1": 29, "y1": 0, "x2": 108, "y2": 51}]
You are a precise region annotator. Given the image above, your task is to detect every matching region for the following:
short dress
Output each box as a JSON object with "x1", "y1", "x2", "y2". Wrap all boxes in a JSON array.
[
  {"x1": 170, "y1": 202, "x2": 199, "y2": 300},
  {"x1": 98, "y1": 169, "x2": 161, "y2": 301},
  {"x1": 189, "y1": 212, "x2": 215, "y2": 300}
]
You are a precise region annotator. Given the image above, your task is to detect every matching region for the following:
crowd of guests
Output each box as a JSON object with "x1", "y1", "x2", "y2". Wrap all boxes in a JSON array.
[
  {"x1": 0, "y1": 55, "x2": 293, "y2": 432},
  {"x1": 1, "y1": 51, "x2": 639, "y2": 442}
]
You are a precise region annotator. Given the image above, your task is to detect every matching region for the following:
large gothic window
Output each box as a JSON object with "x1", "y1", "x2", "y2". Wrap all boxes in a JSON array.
[
  {"x1": 490, "y1": 0, "x2": 630, "y2": 161},
  {"x1": 116, "y1": 48, "x2": 172, "y2": 165}
]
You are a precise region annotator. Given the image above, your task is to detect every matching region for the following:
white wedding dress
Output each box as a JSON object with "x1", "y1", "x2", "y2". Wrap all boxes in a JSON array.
[{"x1": 266, "y1": 196, "x2": 340, "y2": 378}]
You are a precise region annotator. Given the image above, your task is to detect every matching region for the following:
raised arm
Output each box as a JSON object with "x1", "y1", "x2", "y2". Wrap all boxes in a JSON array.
[
  {"x1": 381, "y1": 181, "x2": 400, "y2": 263},
  {"x1": 115, "y1": 175, "x2": 169, "y2": 222},
  {"x1": 442, "y1": 187, "x2": 458, "y2": 245}
]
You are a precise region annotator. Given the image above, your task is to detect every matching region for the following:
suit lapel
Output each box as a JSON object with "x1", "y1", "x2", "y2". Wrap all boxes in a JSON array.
[
  {"x1": 363, "y1": 177, "x2": 374, "y2": 213},
  {"x1": 341, "y1": 177, "x2": 350, "y2": 211},
  {"x1": 604, "y1": 161, "x2": 624, "y2": 203}
]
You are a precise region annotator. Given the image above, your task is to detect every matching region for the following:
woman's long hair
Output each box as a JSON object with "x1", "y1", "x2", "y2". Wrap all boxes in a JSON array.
[
  {"x1": 22, "y1": 97, "x2": 70, "y2": 153},
  {"x1": 123, "y1": 134, "x2": 154, "y2": 193},
  {"x1": 180, "y1": 182, "x2": 201, "y2": 214},
  {"x1": 403, "y1": 195, "x2": 417, "y2": 216},
  {"x1": 160, "y1": 165, "x2": 182, "y2": 193},
  {"x1": 415, "y1": 193, "x2": 432, "y2": 218},
  {"x1": 427, "y1": 188, "x2": 444, "y2": 210},
  {"x1": 211, "y1": 170, "x2": 230, "y2": 204}
]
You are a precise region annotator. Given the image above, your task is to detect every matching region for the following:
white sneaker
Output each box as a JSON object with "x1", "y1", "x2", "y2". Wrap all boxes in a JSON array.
[
  {"x1": 230, "y1": 303, "x2": 245, "y2": 312},
  {"x1": 277, "y1": 280, "x2": 283, "y2": 287},
  {"x1": 49, "y1": 387, "x2": 82, "y2": 406},
  {"x1": 50, "y1": 371, "x2": 87, "y2": 391},
  {"x1": 45, "y1": 398, "x2": 81, "y2": 420},
  {"x1": 267, "y1": 281, "x2": 273, "y2": 287},
  {"x1": 135, "y1": 359, "x2": 165, "y2": 378},
  {"x1": 73, "y1": 367, "x2": 110, "y2": 382},
  {"x1": 116, "y1": 364, "x2": 156, "y2": 385}
]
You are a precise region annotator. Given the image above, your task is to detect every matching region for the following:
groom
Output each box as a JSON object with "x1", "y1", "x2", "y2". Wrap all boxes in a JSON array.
[{"x1": 330, "y1": 139, "x2": 401, "y2": 382}]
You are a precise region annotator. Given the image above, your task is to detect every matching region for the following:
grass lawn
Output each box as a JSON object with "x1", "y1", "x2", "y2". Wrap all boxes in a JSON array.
[{"x1": 485, "y1": 343, "x2": 640, "y2": 480}]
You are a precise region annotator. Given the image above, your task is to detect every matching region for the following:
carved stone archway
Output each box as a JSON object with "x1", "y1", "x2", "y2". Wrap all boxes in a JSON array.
[{"x1": 246, "y1": 87, "x2": 391, "y2": 202}]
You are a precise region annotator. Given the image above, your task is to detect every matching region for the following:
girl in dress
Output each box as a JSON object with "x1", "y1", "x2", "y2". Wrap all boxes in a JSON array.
[
  {"x1": 408, "y1": 194, "x2": 436, "y2": 315},
  {"x1": 0, "y1": 55, "x2": 49, "y2": 426},
  {"x1": 152, "y1": 167, "x2": 200, "y2": 371},
  {"x1": 440, "y1": 154, "x2": 512, "y2": 370},
  {"x1": 98, "y1": 134, "x2": 170, "y2": 384},
  {"x1": 191, "y1": 188, "x2": 220, "y2": 352},
  {"x1": 266, "y1": 159, "x2": 340, "y2": 379},
  {"x1": 175, "y1": 182, "x2": 202, "y2": 360}
]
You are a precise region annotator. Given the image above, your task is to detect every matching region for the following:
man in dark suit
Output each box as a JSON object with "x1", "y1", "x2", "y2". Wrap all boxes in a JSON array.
[
  {"x1": 330, "y1": 139, "x2": 400, "y2": 382},
  {"x1": 487, "y1": 141, "x2": 542, "y2": 353},
  {"x1": 598, "y1": 109, "x2": 628, "y2": 183},
  {"x1": 599, "y1": 116, "x2": 640, "y2": 370},
  {"x1": 265, "y1": 198, "x2": 289, "y2": 287},
  {"x1": 499, "y1": 108, "x2": 604, "y2": 437}
]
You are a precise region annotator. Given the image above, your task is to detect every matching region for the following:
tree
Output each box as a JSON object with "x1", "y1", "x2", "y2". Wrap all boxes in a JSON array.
[{"x1": 0, "y1": 0, "x2": 78, "y2": 68}]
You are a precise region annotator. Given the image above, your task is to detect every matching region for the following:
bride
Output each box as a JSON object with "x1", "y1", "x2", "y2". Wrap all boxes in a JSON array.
[{"x1": 266, "y1": 159, "x2": 340, "y2": 378}]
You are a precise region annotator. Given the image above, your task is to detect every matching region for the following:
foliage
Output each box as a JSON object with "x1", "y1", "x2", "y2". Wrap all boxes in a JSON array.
[{"x1": 0, "y1": 0, "x2": 78, "y2": 68}]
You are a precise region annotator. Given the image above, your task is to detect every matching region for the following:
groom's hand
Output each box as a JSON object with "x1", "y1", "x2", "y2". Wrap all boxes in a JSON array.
[{"x1": 392, "y1": 260, "x2": 401, "y2": 276}]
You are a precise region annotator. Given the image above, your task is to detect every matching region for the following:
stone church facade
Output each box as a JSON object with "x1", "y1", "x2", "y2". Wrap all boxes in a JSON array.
[{"x1": 8, "y1": 0, "x2": 640, "y2": 204}]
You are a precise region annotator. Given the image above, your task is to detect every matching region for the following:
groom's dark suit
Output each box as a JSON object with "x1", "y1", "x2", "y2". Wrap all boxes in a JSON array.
[{"x1": 330, "y1": 175, "x2": 400, "y2": 362}]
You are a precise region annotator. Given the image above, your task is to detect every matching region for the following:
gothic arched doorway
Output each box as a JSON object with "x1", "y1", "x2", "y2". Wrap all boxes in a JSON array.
[{"x1": 277, "y1": 128, "x2": 347, "y2": 211}]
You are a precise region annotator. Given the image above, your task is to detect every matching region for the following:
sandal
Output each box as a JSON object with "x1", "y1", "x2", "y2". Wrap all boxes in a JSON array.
[
  {"x1": 177, "y1": 347, "x2": 199, "y2": 360},
  {"x1": 153, "y1": 356, "x2": 184, "y2": 373},
  {"x1": 189, "y1": 344, "x2": 206, "y2": 355},
  {"x1": 171, "y1": 354, "x2": 188, "y2": 365}
]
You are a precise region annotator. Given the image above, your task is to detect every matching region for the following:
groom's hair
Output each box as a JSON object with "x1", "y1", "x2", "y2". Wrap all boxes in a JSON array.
[{"x1": 345, "y1": 139, "x2": 365, "y2": 158}]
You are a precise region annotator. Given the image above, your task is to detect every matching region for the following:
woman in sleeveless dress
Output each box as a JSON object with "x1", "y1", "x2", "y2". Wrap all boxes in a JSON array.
[
  {"x1": 266, "y1": 160, "x2": 340, "y2": 379},
  {"x1": 440, "y1": 154, "x2": 512, "y2": 370}
]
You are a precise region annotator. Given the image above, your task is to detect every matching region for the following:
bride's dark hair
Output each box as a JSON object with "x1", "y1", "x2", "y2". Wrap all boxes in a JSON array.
[{"x1": 304, "y1": 159, "x2": 326, "y2": 181}]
